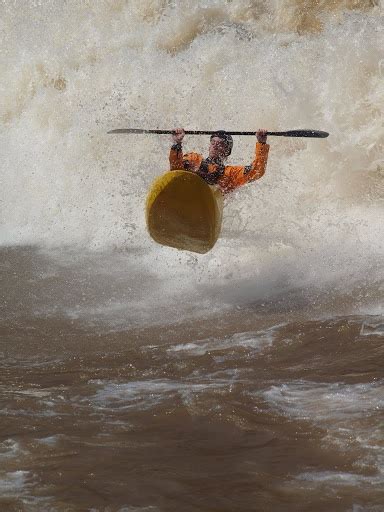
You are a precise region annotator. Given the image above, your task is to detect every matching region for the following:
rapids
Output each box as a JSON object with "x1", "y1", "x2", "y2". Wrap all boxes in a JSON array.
[{"x1": 0, "y1": 1, "x2": 383, "y2": 511}]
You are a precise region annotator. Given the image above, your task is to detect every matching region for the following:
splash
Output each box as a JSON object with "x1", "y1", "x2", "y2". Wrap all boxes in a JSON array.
[{"x1": 0, "y1": 0, "x2": 383, "y2": 309}]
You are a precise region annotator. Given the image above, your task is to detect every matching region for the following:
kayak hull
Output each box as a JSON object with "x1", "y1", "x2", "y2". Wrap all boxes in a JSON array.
[{"x1": 146, "y1": 170, "x2": 223, "y2": 254}]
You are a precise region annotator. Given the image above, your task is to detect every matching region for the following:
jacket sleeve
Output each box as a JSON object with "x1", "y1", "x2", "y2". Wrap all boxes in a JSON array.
[
  {"x1": 170, "y1": 146, "x2": 203, "y2": 173},
  {"x1": 221, "y1": 142, "x2": 269, "y2": 192},
  {"x1": 245, "y1": 142, "x2": 269, "y2": 182}
]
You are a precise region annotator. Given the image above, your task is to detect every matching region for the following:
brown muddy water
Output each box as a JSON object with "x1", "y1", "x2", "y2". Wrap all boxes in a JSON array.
[
  {"x1": 0, "y1": 247, "x2": 383, "y2": 512},
  {"x1": 1, "y1": 3, "x2": 384, "y2": 510}
]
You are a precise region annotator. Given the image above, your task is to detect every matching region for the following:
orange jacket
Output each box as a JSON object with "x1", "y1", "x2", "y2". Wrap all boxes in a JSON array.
[{"x1": 169, "y1": 141, "x2": 269, "y2": 193}]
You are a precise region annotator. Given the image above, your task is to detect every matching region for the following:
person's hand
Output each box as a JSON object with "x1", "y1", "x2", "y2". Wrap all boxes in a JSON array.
[
  {"x1": 172, "y1": 128, "x2": 185, "y2": 144},
  {"x1": 256, "y1": 129, "x2": 268, "y2": 144}
]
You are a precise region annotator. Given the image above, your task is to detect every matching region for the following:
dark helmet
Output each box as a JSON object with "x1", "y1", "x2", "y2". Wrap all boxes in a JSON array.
[{"x1": 210, "y1": 130, "x2": 233, "y2": 156}]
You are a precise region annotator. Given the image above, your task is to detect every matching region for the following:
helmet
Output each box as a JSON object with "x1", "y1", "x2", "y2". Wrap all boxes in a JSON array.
[{"x1": 210, "y1": 130, "x2": 233, "y2": 156}]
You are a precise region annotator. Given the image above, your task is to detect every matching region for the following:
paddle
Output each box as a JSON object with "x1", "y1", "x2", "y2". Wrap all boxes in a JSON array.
[{"x1": 107, "y1": 128, "x2": 329, "y2": 138}]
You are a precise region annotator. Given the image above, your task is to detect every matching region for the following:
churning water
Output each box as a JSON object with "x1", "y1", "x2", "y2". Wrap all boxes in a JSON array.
[{"x1": 0, "y1": 1, "x2": 383, "y2": 510}]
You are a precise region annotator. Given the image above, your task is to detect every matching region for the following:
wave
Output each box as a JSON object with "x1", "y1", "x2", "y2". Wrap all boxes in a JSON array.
[{"x1": 1, "y1": 0, "x2": 383, "y2": 308}]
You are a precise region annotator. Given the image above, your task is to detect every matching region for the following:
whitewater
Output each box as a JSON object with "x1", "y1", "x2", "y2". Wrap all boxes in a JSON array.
[{"x1": 0, "y1": 1, "x2": 383, "y2": 511}]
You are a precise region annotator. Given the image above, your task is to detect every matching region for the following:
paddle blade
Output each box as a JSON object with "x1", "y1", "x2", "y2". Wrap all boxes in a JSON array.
[
  {"x1": 107, "y1": 128, "x2": 153, "y2": 134},
  {"x1": 266, "y1": 130, "x2": 329, "y2": 138}
]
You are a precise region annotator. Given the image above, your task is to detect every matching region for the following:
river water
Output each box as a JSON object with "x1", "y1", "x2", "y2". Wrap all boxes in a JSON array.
[{"x1": 1, "y1": 1, "x2": 383, "y2": 511}]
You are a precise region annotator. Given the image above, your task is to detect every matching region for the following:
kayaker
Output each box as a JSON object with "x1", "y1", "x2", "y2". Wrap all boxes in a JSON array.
[{"x1": 169, "y1": 129, "x2": 269, "y2": 193}]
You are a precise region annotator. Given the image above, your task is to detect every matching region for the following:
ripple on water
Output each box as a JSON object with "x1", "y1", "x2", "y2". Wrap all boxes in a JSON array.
[
  {"x1": 85, "y1": 378, "x2": 227, "y2": 412},
  {"x1": 262, "y1": 380, "x2": 384, "y2": 491},
  {"x1": 167, "y1": 324, "x2": 285, "y2": 357}
]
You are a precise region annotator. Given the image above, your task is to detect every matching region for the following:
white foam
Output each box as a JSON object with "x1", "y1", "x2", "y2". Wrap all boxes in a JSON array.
[
  {"x1": 0, "y1": 439, "x2": 22, "y2": 460},
  {"x1": 0, "y1": 385, "x2": 67, "y2": 419},
  {"x1": 297, "y1": 471, "x2": 366, "y2": 485},
  {"x1": 0, "y1": 470, "x2": 53, "y2": 511},
  {"x1": 0, "y1": 470, "x2": 31, "y2": 495},
  {"x1": 264, "y1": 381, "x2": 384, "y2": 421},
  {"x1": 168, "y1": 324, "x2": 284, "y2": 356},
  {"x1": 0, "y1": 1, "x2": 382, "y2": 334},
  {"x1": 87, "y1": 378, "x2": 226, "y2": 411},
  {"x1": 0, "y1": 2, "x2": 382, "y2": 306},
  {"x1": 263, "y1": 380, "x2": 384, "y2": 487},
  {"x1": 16, "y1": 389, "x2": 53, "y2": 398},
  {"x1": 36, "y1": 435, "x2": 63, "y2": 447},
  {"x1": 351, "y1": 506, "x2": 384, "y2": 512},
  {"x1": 360, "y1": 320, "x2": 384, "y2": 337}
]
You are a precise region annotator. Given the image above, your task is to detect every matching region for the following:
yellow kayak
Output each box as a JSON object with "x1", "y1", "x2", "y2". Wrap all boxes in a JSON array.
[{"x1": 146, "y1": 170, "x2": 223, "y2": 254}]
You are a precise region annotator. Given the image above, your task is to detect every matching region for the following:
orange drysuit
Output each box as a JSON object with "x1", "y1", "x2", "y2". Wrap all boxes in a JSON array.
[{"x1": 169, "y1": 142, "x2": 269, "y2": 193}]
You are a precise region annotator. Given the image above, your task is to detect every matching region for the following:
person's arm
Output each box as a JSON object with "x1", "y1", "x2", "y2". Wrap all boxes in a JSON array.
[
  {"x1": 220, "y1": 130, "x2": 269, "y2": 192},
  {"x1": 244, "y1": 141, "x2": 269, "y2": 181},
  {"x1": 169, "y1": 128, "x2": 185, "y2": 170},
  {"x1": 243, "y1": 129, "x2": 269, "y2": 181}
]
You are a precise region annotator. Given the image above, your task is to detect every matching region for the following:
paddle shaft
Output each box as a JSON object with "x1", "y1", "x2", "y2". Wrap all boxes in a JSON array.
[{"x1": 108, "y1": 128, "x2": 329, "y2": 138}]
